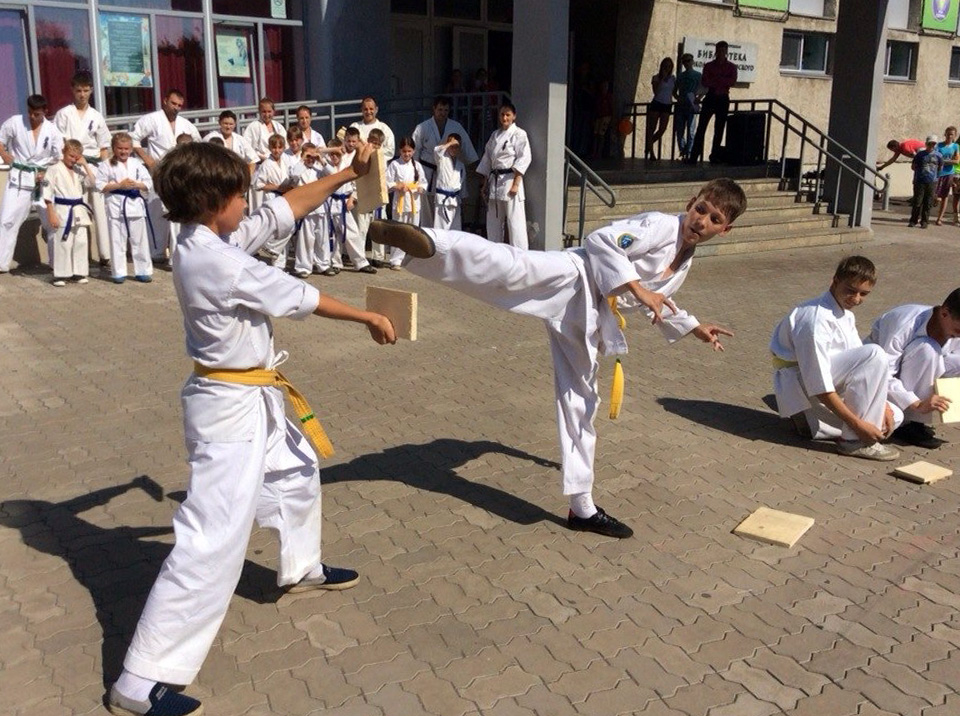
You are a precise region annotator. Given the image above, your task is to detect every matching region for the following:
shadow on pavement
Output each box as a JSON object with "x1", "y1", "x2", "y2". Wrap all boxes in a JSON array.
[
  {"x1": 0, "y1": 475, "x2": 282, "y2": 688},
  {"x1": 321, "y1": 438, "x2": 566, "y2": 528}
]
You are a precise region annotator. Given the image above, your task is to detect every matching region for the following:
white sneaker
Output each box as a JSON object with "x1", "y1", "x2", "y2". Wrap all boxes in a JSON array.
[
  {"x1": 836, "y1": 440, "x2": 899, "y2": 461},
  {"x1": 52, "y1": 279, "x2": 66, "y2": 287}
]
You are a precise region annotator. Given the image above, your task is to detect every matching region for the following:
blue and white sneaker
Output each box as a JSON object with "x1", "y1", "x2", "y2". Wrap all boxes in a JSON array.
[
  {"x1": 107, "y1": 682, "x2": 202, "y2": 715},
  {"x1": 287, "y1": 564, "x2": 360, "y2": 593}
]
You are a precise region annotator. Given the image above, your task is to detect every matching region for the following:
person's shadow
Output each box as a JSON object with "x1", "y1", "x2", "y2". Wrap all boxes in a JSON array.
[
  {"x1": 656, "y1": 396, "x2": 838, "y2": 454},
  {"x1": 0, "y1": 476, "x2": 282, "y2": 688}
]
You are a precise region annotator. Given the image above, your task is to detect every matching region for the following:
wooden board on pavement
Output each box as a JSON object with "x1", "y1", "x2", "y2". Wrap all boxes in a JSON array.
[{"x1": 733, "y1": 506, "x2": 814, "y2": 548}]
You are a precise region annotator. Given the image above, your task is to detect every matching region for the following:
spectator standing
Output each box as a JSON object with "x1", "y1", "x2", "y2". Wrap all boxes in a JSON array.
[
  {"x1": 645, "y1": 58, "x2": 675, "y2": 161},
  {"x1": 934, "y1": 126, "x2": 958, "y2": 226},
  {"x1": 688, "y1": 41, "x2": 737, "y2": 164},
  {"x1": 477, "y1": 103, "x2": 532, "y2": 249},
  {"x1": 350, "y1": 97, "x2": 395, "y2": 160},
  {"x1": 877, "y1": 138, "x2": 925, "y2": 171},
  {"x1": 909, "y1": 135, "x2": 943, "y2": 228},
  {"x1": 673, "y1": 54, "x2": 701, "y2": 162}
]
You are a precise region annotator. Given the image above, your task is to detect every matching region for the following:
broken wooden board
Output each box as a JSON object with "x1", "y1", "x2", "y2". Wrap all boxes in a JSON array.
[
  {"x1": 892, "y1": 461, "x2": 953, "y2": 484},
  {"x1": 366, "y1": 286, "x2": 417, "y2": 341},
  {"x1": 935, "y1": 377, "x2": 960, "y2": 424},
  {"x1": 733, "y1": 507, "x2": 814, "y2": 548},
  {"x1": 354, "y1": 148, "x2": 388, "y2": 214}
]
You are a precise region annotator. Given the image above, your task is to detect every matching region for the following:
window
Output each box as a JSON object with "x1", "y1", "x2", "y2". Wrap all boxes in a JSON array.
[
  {"x1": 885, "y1": 40, "x2": 917, "y2": 80},
  {"x1": 435, "y1": 0, "x2": 481, "y2": 20},
  {"x1": 391, "y1": 0, "x2": 428, "y2": 13},
  {"x1": 157, "y1": 16, "x2": 207, "y2": 110},
  {"x1": 213, "y1": 0, "x2": 291, "y2": 18},
  {"x1": 264, "y1": 25, "x2": 304, "y2": 103},
  {"x1": 780, "y1": 31, "x2": 830, "y2": 74},
  {"x1": 100, "y1": 0, "x2": 203, "y2": 11},
  {"x1": 0, "y1": 10, "x2": 30, "y2": 121},
  {"x1": 887, "y1": 0, "x2": 910, "y2": 30},
  {"x1": 951, "y1": 47, "x2": 960, "y2": 82},
  {"x1": 790, "y1": 0, "x2": 826, "y2": 16},
  {"x1": 36, "y1": 7, "x2": 93, "y2": 112},
  {"x1": 101, "y1": 12, "x2": 155, "y2": 116},
  {"x1": 488, "y1": 0, "x2": 513, "y2": 23},
  {"x1": 215, "y1": 24, "x2": 257, "y2": 107}
]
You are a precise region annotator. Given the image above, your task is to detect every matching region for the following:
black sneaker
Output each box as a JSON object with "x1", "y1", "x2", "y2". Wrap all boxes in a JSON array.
[
  {"x1": 107, "y1": 682, "x2": 202, "y2": 716},
  {"x1": 893, "y1": 421, "x2": 945, "y2": 449},
  {"x1": 357, "y1": 264, "x2": 377, "y2": 274},
  {"x1": 368, "y1": 220, "x2": 436, "y2": 259},
  {"x1": 567, "y1": 507, "x2": 634, "y2": 538},
  {"x1": 287, "y1": 564, "x2": 360, "y2": 593}
]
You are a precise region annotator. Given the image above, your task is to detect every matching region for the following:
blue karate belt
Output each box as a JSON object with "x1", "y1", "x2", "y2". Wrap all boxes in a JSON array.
[
  {"x1": 110, "y1": 189, "x2": 156, "y2": 247},
  {"x1": 328, "y1": 192, "x2": 350, "y2": 251},
  {"x1": 53, "y1": 197, "x2": 93, "y2": 240},
  {"x1": 435, "y1": 186, "x2": 460, "y2": 202}
]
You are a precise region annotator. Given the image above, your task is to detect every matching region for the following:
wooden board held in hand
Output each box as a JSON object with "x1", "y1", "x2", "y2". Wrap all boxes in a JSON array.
[
  {"x1": 935, "y1": 377, "x2": 960, "y2": 424},
  {"x1": 733, "y1": 506, "x2": 814, "y2": 548},
  {"x1": 366, "y1": 286, "x2": 417, "y2": 341},
  {"x1": 354, "y1": 148, "x2": 389, "y2": 214},
  {"x1": 893, "y1": 461, "x2": 953, "y2": 484}
]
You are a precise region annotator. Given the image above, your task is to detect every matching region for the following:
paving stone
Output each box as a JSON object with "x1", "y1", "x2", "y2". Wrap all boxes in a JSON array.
[{"x1": 720, "y1": 661, "x2": 806, "y2": 710}]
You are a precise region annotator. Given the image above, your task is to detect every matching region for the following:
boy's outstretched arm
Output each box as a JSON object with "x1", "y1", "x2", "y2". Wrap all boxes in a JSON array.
[
  {"x1": 614, "y1": 279, "x2": 676, "y2": 324},
  {"x1": 284, "y1": 141, "x2": 374, "y2": 220},
  {"x1": 314, "y1": 294, "x2": 397, "y2": 345}
]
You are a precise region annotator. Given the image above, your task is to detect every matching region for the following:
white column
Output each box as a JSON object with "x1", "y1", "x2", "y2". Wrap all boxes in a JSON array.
[{"x1": 511, "y1": 0, "x2": 570, "y2": 251}]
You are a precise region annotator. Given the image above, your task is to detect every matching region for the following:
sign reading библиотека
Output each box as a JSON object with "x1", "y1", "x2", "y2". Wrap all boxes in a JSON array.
[{"x1": 682, "y1": 38, "x2": 758, "y2": 84}]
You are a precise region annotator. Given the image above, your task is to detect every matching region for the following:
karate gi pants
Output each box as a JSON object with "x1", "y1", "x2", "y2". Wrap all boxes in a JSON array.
[
  {"x1": 406, "y1": 229, "x2": 600, "y2": 495},
  {"x1": 124, "y1": 385, "x2": 322, "y2": 685},
  {"x1": 898, "y1": 336, "x2": 960, "y2": 424},
  {"x1": 314, "y1": 220, "x2": 343, "y2": 271},
  {"x1": 83, "y1": 187, "x2": 110, "y2": 263},
  {"x1": 108, "y1": 216, "x2": 153, "y2": 280},
  {"x1": 0, "y1": 185, "x2": 35, "y2": 272},
  {"x1": 433, "y1": 200, "x2": 462, "y2": 231},
  {"x1": 49, "y1": 225, "x2": 90, "y2": 278},
  {"x1": 146, "y1": 196, "x2": 173, "y2": 260},
  {"x1": 293, "y1": 215, "x2": 322, "y2": 275},
  {"x1": 795, "y1": 344, "x2": 903, "y2": 440},
  {"x1": 345, "y1": 207, "x2": 371, "y2": 269},
  {"x1": 486, "y1": 196, "x2": 528, "y2": 250}
]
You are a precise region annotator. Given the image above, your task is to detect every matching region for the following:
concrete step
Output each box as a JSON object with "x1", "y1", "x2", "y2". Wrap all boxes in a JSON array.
[
  {"x1": 695, "y1": 225, "x2": 871, "y2": 257},
  {"x1": 567, "y1": 212, "x2": 845, "y2": 239},
  {"x1": 569, "y1": 191, "x2": 810, "y2": 214},
  {"x1": 573, "y1": 200, "x2": 820, "y2": 223},
  {"x1": 568, "y1": 176, "x2": 786, "y2": 202}
]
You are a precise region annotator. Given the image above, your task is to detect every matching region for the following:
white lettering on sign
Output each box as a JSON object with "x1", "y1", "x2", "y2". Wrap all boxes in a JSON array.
[{"x1": 682, "y1": 37, "x2": 758, "y2": 83}]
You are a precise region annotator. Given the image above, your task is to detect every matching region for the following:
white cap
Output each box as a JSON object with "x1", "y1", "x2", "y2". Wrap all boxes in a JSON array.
[{"x1": 927, "y1": 134, "x2": 939, "y2": 143}]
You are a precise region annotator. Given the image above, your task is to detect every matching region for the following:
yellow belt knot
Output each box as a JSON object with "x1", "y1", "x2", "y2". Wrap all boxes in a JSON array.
[
  {"x1": 396, "y1": 182, "x2": 420, "y2": 217},
  {"x1": 607, "y1": 296, "x2": 627, "y2": 419},
  {"x1": 193, "y1": 363, "x2": 334, "y2": 458}
]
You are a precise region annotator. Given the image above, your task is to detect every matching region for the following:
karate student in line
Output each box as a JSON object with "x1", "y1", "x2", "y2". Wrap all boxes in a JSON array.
[
  {"x1": 54, "y1": 71, "x2": 111, "y2": 267},
  {"x1": 203, "y1": 110, "x2": 258, "y2": 172},
  {"x1": 866, "y1": 288, "x2": 960, "y2": 448},
  {"x1": 385, "y1": 137, "x2": 428, "y2": 270},
  {"x1": 105, "y1": 140, "x2": 395, "y2": 716},
  {"x1": 0, "y1": 94, "x2": 64, "y2": 274},
  {"x1": 771, "y1": 256, "x2": 903, "y2": 461},
  {"x1": 314, "y1": 138, "x2": 349, "y2": 276},
  {"x1": 478, "y1": 102, "x2": 532, "y2": 249},
  {"x1": 253, "y1": 134, "x2": 298, "y2": 268},
  {"x1": 42, "y1": 139, "x2": 96, "y2": 286},
  {"x1": 369, "y1": 178, "x2": 745, "y2": 538},
  {"x1": 364, "y1": 128, "x2": 390, "y2": 267},
  {"x1": 244, "y1": 96, "x2": 285, "y2": 213},
  {"x1": 432, "y1": 133, "x2": 467, "y2": 230},
  {"x1": 295, "y1": 104, "x2": 326, "y2": 149},
  {"x1": 96, "y1": 132, "x2": 154, "y2": 284},
  {"x1": 292, "y1": 143, "x2": 325, "y2": 278},
  {"x1": 130, "y1": 89, "x2": 201, "y2": 261},
  {"x1": 340, "y1": 126, "x2": 377, "y2": 273}
]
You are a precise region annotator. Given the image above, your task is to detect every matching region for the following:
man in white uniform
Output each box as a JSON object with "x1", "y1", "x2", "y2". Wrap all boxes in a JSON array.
[
  {"x1": 866, "y1": 289, "x2": 960, "y2": 448},
  {"x1": 54, "y1": 71, "x2": 111, "y2": 266},
  {"x1": 0, "y1": 94, "x2": 64, "y2": 273},
  {"x1": 350, "y1": 96, "x2": 395, "y2": 160},
  {"x1": 771, "y1": 256, "x2": 903, "y2": 460},
  {"x1": 411, "y1": 96, "x2": 478, "y2": 225},
  {"x1": 130, "y1": 88, "x2": 201, "y2": 260},
  {"x1": 477, "y1": 102, "x2": 532, "y2": 248},
  {"x1": 370, "y1": 178, "x2": 745, "y2": 538}
]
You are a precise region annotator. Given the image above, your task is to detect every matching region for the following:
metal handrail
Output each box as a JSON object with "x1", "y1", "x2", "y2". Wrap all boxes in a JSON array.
[
  {"x1": 622, "y1": 98, "x2": 890, "y2": 226},
  {"x1": 563, "y1": 146, "x2": 617, "y2": 244}
]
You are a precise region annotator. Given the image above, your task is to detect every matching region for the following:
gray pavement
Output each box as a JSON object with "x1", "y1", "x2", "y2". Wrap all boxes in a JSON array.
[{"x1": 2, "y1": 211, "x2": 960, "y2": 715}]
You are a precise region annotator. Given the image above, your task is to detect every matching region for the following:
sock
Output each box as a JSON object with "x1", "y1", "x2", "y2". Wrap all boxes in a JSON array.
[
  {"x1": 115, "y1": 670, "x2": 156, "y2": 702},
  {"x1": 305, "y1": 563, "x2": 326, "y2": 581},
  {"x1": 569, "y1": 492, "x2": 598, "y2": 519}
]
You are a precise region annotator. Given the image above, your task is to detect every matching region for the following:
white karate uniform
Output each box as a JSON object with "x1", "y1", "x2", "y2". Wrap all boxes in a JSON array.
[
  {"x1": 243, "y1": 119, "x2": 286, "y2": 213},
  {"x1": 314, "y1": 163, "x2": 344, "y2": 271},
  {"x1": 124, "y1": 198, "x2": 323, "y2": 685},
  {"x1": 130, "y1": 110, "x2": 201, "y2": 259},
  {"x1": 405, "y1": 212, "x2": 700, "y2": 498},
  {"x1": 202, "y1": 130, "x2": 258, "y2": 164},
  {"x1": 0, "y1": 115, "x2": 63, "y2": 272},
  {"x1": 350, "y1": 119, "x2": 396, "y2": 160},
  {"x1": 477, "y1": 123, "x2": 532, "y2": 249},
  {"x1": 254, "y1": 155, "x2": 298, "y2": 267},
  {"x1": 771, "y1": 291, "x2": 903, "y2": 440},
  {"x1": 432, "y1": 145, "x2": 467, "y2": 231},
  {"x1": 867, "y1": 303, "x2": 960, "y2": 425},
  {"x1": 385, "y1": 158, "x2": 428, "y2": 267},
  {"x1": 337, "y1": 150, "x2": 371, "y2": 270},
  {"x1": 95, "y1": 156, "x2": 154, "y2": 280},
  {"x1": 411, "y1": 117, "x2": 478, "y2": 225},
  {"x1": 54, "y1": 104, "x2": 111, "y2": 261},
  {"x1": 300, "y1": 126, "x2": 326, "y2": 150},
  {"x1": 291, "y1": 165, "x2": 325, "y2": 275},
  {"x1": 42, "y1": 161, "x2": 93, "y2": 279}
]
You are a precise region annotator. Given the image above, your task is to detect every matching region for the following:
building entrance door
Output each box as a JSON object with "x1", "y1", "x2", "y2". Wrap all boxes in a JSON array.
[{"x1": 0, "y1": 8, "x2": 31, "y2": 120}]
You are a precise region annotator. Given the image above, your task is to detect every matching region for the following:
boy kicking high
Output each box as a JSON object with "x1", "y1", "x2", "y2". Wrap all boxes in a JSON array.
[
  {"x1": 107, "y1": 141, "x2": 395, "y2": 716},
  {"x1": 370, "y1": 178, "x2": 746, "y2": 538}
]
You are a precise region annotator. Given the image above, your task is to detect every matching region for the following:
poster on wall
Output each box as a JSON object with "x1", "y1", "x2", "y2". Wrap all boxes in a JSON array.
[
  {"x1": 922, "y1": 0, "x2": 960, "y2": 32},
  {"x1": 738, "y1": 0, "x2": 788, "y2": 9},
  {"x1": 216, "y1": 29, "x2": 251, "y2": 78},
  {"x1": 99, "y1": 13, "x2": 153, "y2": 88},
  {"x1": 271, "y1": 0, "x2": 287, "y2": 19},
  {"x1": 683, "y1": 37, "x2": 758, "y2": 83}
]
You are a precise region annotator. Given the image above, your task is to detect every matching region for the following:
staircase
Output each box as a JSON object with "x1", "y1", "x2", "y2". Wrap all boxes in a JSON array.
[{"x1": 564, "y1": 176, "x2": 872, "y2": 257}]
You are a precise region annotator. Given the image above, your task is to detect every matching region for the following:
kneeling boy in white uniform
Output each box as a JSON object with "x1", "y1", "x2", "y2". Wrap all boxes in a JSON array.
[
  {"x1": 370, "y1": 178, "x2": 744, "y2": 538},
  {"x1": 866, "y1": 288, "x2": 960, "y2": 448},
  {"x1": 771, "y1": 256, "x2": 903, "y2": 461},
  {"x1": 107, "y1": 141, "x2": 396, "y2": 716}
]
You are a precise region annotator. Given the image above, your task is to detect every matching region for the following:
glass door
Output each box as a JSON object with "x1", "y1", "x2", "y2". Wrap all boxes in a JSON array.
[
  {"x1": 214, "y1": 22, "x2": 258, "y2": 107},
  {"x1": 0, "y1": 8, "x2": 31, "y2": 120}
]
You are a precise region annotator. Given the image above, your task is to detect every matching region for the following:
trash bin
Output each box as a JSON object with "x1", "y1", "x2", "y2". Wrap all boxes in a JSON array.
[{"x1": 725, "y1": 111, "x2": 766, "y2": 166}]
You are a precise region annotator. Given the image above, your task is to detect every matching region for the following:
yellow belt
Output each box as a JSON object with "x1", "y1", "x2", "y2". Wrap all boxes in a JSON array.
[
  {"x1": 771, "y1": 354, "x2": 799, "y2": 370},
  {"x1": 608, "y1": 296, "x2": 626, "y2": 419},
  {"x1": 396, "y1": 182, "x2": 420, "y2": 217},
  {"x1": 193, "y1": 363, "x2": 334, "y2": 458}
]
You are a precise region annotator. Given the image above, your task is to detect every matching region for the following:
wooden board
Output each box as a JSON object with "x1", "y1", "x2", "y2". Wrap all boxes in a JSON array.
[
  {"x1": 354, "y1": 148, "x2": 388, "y2": 214},
  {"x1": 366, "y1": 286, "x2": 417, "y2": 341},
  {"x1": 935, "y1": 377, "x2": 960, "y2": 424},
  {"x1": 893, "y1": 461, "x2": 953, "y2": 484},
  {"x1": 733, "y1": 507, "x2": 814, "y2": 548}
]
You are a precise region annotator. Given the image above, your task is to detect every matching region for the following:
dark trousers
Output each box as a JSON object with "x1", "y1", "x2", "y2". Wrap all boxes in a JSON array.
[
  {"x1": 909, "y1": 181, "x2": 936, "y2": 226},
  {"x1": 690, "y1": 93, "x2": 730, "y2": 163}
]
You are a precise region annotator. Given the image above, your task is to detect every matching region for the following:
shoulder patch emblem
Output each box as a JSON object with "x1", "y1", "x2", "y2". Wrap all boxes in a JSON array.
[{"x1": 617, "y1": 233, "x2": 635, "y2": 249}]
